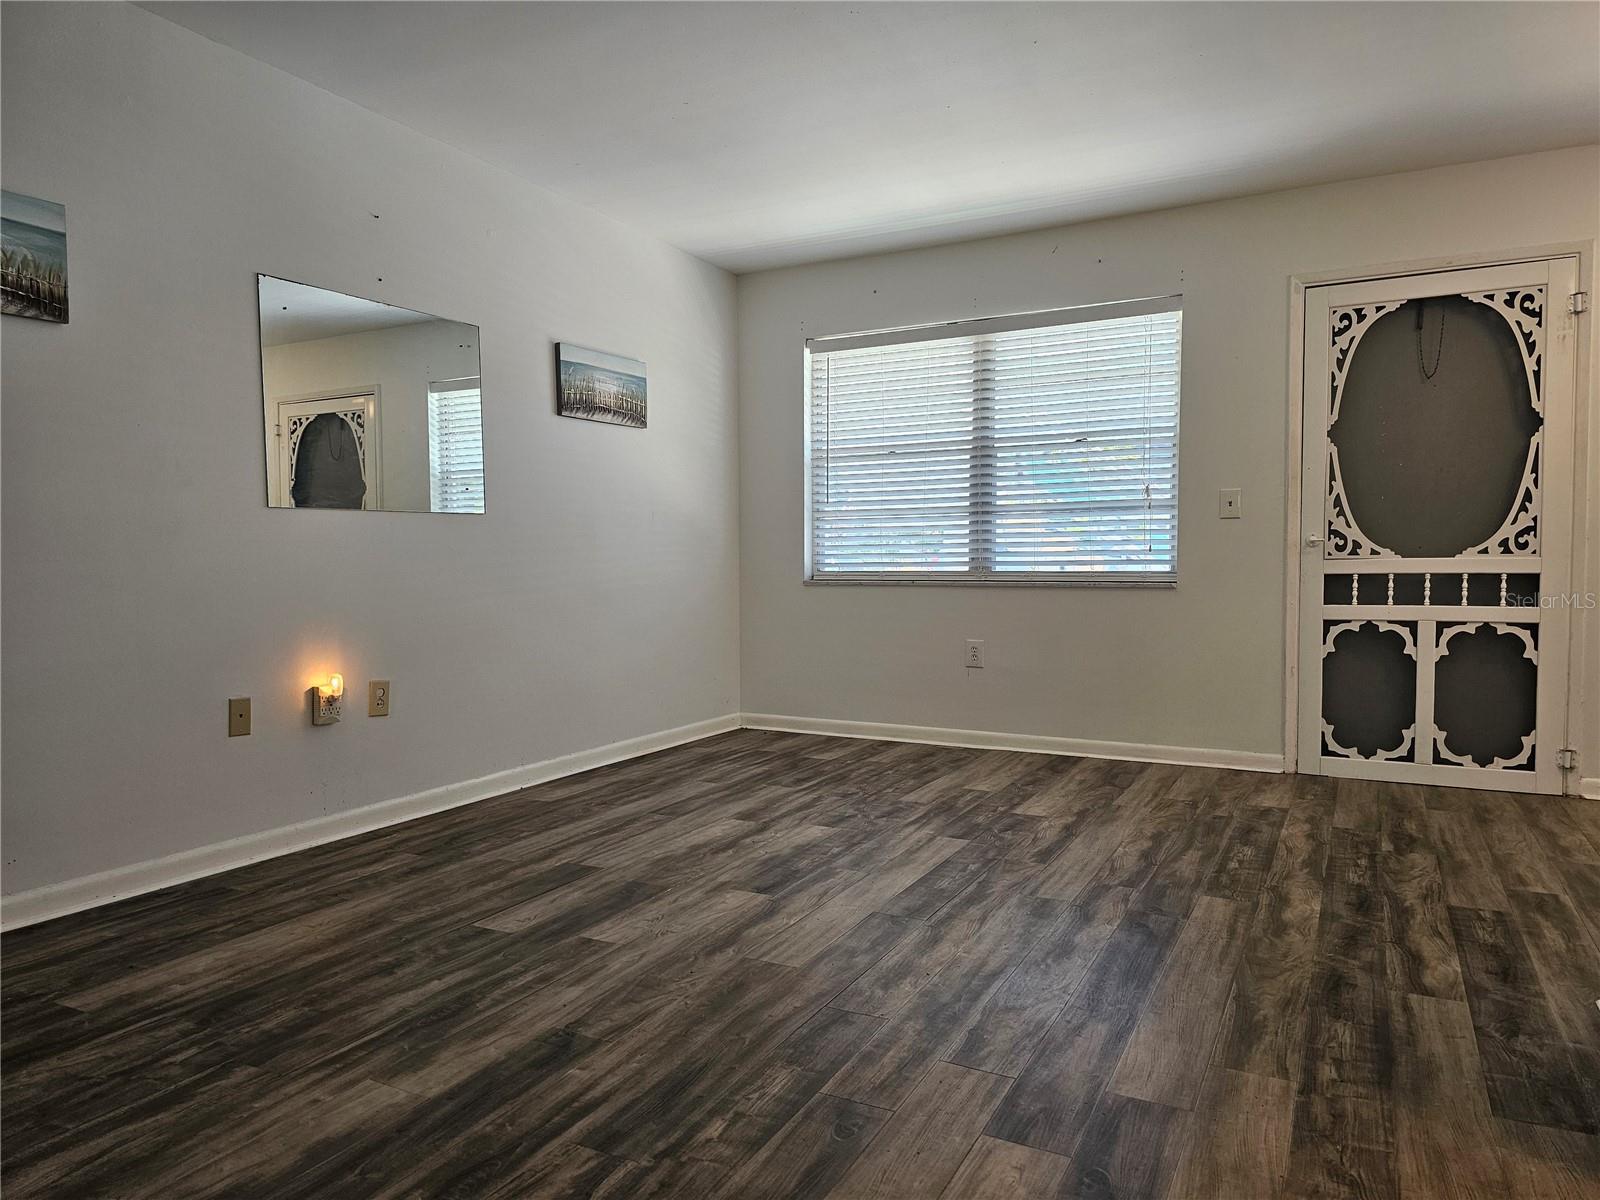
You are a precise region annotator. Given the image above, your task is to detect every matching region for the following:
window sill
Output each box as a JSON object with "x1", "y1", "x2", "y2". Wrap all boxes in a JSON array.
[{"x1": 803, "y1": 575, "x2": 1178, "y2": 589}]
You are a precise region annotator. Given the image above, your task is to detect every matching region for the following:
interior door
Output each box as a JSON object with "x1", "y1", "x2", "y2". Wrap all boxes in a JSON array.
[
  {"x1": 1297, "y1": 258, "x2": 1580, "y2": 794},
  {"x1": 274, "y1": 393, "x2": 378, "y2": 510}
]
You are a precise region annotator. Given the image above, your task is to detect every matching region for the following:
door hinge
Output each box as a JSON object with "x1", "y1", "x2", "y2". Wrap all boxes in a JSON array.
[
  {"x1": 1557, "y1": 747, "x2": 1578, "y2": 772},
  {"x1": 1569, "y1": 292, "x2": 1589, "y2": 315}
]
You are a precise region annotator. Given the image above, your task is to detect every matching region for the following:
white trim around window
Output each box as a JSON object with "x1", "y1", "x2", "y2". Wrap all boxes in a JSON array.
[{"x1": 804, "y1": 296, "x2": 1183, "y2": 586}]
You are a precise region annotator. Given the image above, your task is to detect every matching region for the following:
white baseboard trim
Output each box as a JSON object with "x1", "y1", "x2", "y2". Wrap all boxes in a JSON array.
[
  {"x1": 0, "y1": 713, "x2": 740, "y2": 932},
  {"x1": 1580, "y1": 777, "x2": 1600, "y2": 801},
  {"x1": 739, "y1": 712, "x2": 1286, "y2": 775}
]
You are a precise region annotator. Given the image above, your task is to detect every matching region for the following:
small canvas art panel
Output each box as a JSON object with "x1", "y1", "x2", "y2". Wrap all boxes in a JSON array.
[
  {"x1": 2, "y1": 190, "x2": 68, "y2": 323},
  {"x1": 557, "y1": 343, "x2": 647, "y2": 428}
]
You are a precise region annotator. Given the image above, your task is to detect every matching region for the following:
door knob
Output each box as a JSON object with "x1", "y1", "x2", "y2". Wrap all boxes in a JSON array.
[{"x1": 1305, "y1": 534, "x2": 1326, "y2": 547}]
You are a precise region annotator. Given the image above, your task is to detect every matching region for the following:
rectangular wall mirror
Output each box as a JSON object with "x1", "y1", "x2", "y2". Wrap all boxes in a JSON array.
[{"x1": 258, "y1": 275, "x2": 485, "y2": 513}]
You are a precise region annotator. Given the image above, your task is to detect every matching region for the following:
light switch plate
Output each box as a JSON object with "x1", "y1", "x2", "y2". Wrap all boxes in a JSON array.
[
  {"x1": 368, "y1": 679, "x2": 391, "y2": 717},
  {"x1": 228, "y1": 697, "x2": 251, "y2": 737},
  {"x1": 1219, "y1": 488, "x2": 1243, "y2": 519}
]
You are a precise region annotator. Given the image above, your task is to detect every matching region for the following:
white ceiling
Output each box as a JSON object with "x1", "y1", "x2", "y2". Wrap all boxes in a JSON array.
[
  {"x1": 257, "y1": 275, "x2": 442, "y2": 346},
  {"x1": 149, "y1": 2, "x2": 1599, "y2": 273}
]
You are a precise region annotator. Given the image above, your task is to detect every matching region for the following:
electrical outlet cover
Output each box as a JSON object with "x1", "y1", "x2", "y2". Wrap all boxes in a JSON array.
[
  {"x1": 368, "y1": 679, "x2": 391, "y2": 717},
  {"x1": 228, "y1": 697, "x2": 251, "y2": 737}
]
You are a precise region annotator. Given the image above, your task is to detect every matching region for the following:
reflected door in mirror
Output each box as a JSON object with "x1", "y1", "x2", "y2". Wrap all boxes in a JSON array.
[{"x1": 280, "y1": 399, "x2": 373, "y2": 509}]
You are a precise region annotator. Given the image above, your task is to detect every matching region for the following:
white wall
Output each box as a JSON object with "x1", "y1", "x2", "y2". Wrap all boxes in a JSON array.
[
  {"x1": 262, "y1": 320, "x2": 480, "y2": 512},
  {"x1": 738, "y1": 148, "x2": 1598, "y2": 770},
  {"x1": 1, "y1": 2, "x2": 739, "y2": 897}
]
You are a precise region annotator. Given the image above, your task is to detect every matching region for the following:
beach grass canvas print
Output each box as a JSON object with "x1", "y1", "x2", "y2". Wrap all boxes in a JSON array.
[
  {"x1": 557, "y1": 343, "x2": 646, "y2": 428},
  {"x1": 2, "y1": 190, "x2": 67, "y2": 323}
]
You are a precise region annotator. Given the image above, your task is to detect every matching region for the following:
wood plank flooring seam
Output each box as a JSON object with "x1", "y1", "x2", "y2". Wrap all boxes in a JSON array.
[{"x1": 4, "y1": 734, "x2": 1596, "y2": 1200}]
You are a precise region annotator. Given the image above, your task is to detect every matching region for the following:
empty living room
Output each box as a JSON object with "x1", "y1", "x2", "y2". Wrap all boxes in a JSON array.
[{"x1": 2, "y1": 2, "x2": 1598, "y2": 1197}]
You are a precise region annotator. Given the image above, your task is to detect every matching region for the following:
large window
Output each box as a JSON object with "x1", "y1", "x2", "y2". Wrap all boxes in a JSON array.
[
  {"x1": 428, "y1": 378, "x2": 485, "y2": 514},
  {"x1": 806, "y1": 297, "x2": 1181, "y2": 584}
]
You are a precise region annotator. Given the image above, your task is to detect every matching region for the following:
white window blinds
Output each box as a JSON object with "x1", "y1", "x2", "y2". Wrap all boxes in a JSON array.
[
  {"x1": 428, "y1": 378, "x2": 485, "y2": 514},
  {"x1": 806, "y1": 298, "x2": 1181, "y2": 583}
]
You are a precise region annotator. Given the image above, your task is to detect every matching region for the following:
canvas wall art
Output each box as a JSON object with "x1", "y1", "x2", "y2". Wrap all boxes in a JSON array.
[
  {"x1": 557, "y1": 343, "x2": 646, "y2": 428},
  {"x1": 2, "y1": 190, "x2": 68, "y2": 323}
]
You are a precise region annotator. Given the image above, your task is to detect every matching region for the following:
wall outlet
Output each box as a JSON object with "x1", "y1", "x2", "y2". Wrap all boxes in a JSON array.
[
  {"x1": 1219, "y1": 488, "x2": 1243, "y2": 519},
  {"x1": 965, "y1": 639, "x2": 985, "y2": 669},
  {"x1": 227, "y1": 697, "x2": 251, "y2": 737},
  {"x1": 368, "y1": 679, "x2": 391, "y2": 717}
]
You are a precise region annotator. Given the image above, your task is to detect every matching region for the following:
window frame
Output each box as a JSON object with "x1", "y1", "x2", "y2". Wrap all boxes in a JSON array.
[{"x1": 803, "y1": 295, "x2": 1182, "y2": 587}]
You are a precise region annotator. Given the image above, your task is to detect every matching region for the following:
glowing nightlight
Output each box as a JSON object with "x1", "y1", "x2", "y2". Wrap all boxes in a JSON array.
[{"x1": 311, "y1": 674, "x2": 345, "y2": 725}]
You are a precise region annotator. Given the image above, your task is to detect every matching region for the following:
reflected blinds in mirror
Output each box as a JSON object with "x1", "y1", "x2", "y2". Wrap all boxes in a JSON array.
[{"x1": 428, "y1": 379, "x2": 485, "y2": 514}]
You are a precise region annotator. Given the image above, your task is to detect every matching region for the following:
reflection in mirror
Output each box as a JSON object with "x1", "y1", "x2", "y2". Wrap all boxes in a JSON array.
[{"x1": 258, "y1": 275, "x2": 485, "y2": 513}]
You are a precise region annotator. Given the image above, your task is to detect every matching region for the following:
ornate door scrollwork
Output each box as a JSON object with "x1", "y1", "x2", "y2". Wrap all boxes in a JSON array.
[
  {"x1": 1321, "y1": 620, "x2": 1417, "y2": 763},
  {"x1": 1325, "y1": 288, "x2": 1543, "y2": 560},
  {"x1": 1433, "y1": 622, "x2": 1537, "y2": 771},
  {"x1": 1300, "y1": 259, "x2": 1577, "y2": 795},
  {"x1": 286, "y1": 407, "x2": 368, "y2": 497}
]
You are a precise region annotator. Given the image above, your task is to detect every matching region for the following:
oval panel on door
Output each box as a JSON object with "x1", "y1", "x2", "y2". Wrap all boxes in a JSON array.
[{"x1": 1330, "y1": 296, "x2": 1539, "y2": 557}]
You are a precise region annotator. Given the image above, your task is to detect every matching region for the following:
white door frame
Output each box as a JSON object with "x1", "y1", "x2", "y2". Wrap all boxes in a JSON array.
[{"x1": 1283, "y1": 243, "x2": 1592, "y2": 792}]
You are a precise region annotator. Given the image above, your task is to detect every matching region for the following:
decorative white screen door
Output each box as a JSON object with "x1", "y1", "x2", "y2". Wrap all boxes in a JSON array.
[
  {"x1": 1297, "y1": 257, "x2": 1580, "y2": 794},
  {"x1": 274, "y1": 393, "x2": 379, "y2": 510}
]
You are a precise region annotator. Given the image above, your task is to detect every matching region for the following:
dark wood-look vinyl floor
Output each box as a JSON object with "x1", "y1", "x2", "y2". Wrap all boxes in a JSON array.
[{"x1": 5, "y1": 732, "x2": 1600, "y2": 1199}]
